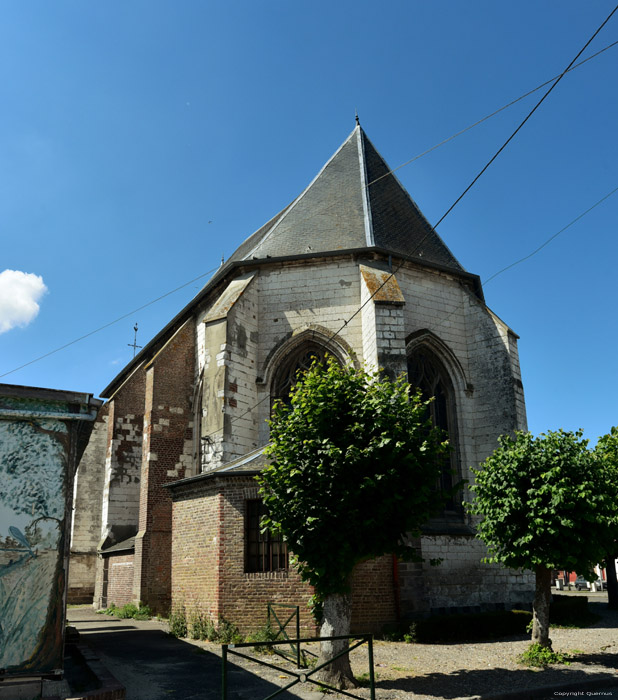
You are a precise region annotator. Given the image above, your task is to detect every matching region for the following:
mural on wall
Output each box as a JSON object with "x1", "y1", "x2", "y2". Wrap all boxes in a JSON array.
[{"x1": 0, "y1": 417, "x2": 69, "y2": 674}]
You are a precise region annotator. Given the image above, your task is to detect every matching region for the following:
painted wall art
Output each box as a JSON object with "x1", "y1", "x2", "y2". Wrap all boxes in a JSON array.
[{"x1": 0, "y1": 417, "x2": 69, "y2": 675}]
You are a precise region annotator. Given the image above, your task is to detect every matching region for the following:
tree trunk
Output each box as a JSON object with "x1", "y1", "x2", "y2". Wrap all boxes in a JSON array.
[
  {"x1": 605, "y1": 555, "x2": 618, "y2": 610},
  {"x1": 316, "y1": 592, "x2": 357, "y2": 689},
  {"x1": 531, "y1": 565, "x2": 552, "y2": 648}
]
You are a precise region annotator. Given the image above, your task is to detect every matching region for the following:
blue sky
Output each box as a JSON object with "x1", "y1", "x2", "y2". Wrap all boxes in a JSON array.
[{"x1": 1, "y1": 1, "x2": 616, "y2": 445}]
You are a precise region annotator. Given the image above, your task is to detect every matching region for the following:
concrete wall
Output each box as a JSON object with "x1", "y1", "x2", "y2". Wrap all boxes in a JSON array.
[{"x1": 0, "y1": 385, "x2": 99, "y2": 676}]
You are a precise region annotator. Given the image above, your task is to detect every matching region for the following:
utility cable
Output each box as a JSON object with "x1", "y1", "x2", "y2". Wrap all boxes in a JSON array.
[
  {"x1": 330, "y1": 4, "x2": 618, "y2": 347},
  {"x1": 367, "y1": 39, "x2": 618, "y2": 188},
  {"x1": 203, "y1": 181, "x2": 618, "y2": 444},
  {"x1": 155, "y1": 9, "x2": 618, "y2": 445},
  {"x1": 433, "y1": 4, "x2": 618, "y2": 229},
  {"x1": 0, "y1": 264, "x2": 222, "y2": 379},
  {"x1": 3, "y1": 33, "x2": 616, "y2": 383}
]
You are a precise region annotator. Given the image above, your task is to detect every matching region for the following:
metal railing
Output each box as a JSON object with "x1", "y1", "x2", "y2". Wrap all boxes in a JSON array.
[
  {"x1": 221, "y1": 633, "x2": 375, "y2": 699},
  {"x1": 266, "y1": 602, "x2": 303, "y2": 667}
]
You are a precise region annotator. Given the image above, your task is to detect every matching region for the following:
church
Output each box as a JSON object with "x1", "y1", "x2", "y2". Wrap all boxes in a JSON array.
[{"x1": 69, "y1": 123, "x2": 533, "y2": 633}]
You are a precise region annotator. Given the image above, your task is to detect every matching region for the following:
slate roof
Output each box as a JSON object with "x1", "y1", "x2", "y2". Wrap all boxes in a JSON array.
[
  {"x1": 229, "y1": 125, "x2": 464, "y2": 272},
  {"x1": 102, "y1": 126, "x2": 473, "y2": 398}
]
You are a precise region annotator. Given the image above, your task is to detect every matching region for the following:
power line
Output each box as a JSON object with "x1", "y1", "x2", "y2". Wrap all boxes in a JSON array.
[
  {"x1": 334, "y1": 4, "x2": 618, "y2": 348},
  {"x1": 4, "y1": 29, "x2": 616, "y2": 384},
  {"x1": 0, "y1": 264, "x2": 222, "y2": 380},
  {"x1": 433, "y1": 4, "x2": 618, "y2": 229},
  {"x1": 4, "y1": 8, "x2": 617, "y2": 429},
  {"x1": 209, "y1": 9, "x2": 618, "y2": 443},
  {"x1": 483, "y1": 185, "x2": 618, "y2": 286},
  {"x1": 367, "y1": 39, "x2": 618, "y2": 188}
]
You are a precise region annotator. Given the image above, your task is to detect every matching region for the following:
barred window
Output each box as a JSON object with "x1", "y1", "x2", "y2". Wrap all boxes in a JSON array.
[{"x1": 245, "y1": 500, "x2": 288, "y2": 573}]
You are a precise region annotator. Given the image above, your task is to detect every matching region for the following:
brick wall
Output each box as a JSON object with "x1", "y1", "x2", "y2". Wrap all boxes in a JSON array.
[
  {"x1": 134, "y1": 318, "x2": 195, "y2": 614},
  {"x1": 106, "y1": 552, "x2": 135, "y2": 608},
  {"x1": 350, "y1": 556, "x2": 397, "y2": 634}
]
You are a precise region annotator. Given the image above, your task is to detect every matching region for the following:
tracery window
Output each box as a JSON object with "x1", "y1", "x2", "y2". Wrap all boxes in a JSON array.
[
  {"x1": 245, "y1": 499, "x2": 288, "y2": 572},
  {"x1": 407, "y1": 347, "x2": 461, "y2": 513},
  {"x1": 270, "y1": 342, "x2": 330, "y2": 408}
]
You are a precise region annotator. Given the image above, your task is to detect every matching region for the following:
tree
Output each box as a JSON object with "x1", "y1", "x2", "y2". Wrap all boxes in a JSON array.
[
  {"x1": 595, "y1": 426, "x2": 618, "y2": 609},
  {"x1": 259, "y1": 357, "x2": 450, "y2": 689},
  {"x1": 468, "y1": 429, "x2": 616, "y2": 649}
]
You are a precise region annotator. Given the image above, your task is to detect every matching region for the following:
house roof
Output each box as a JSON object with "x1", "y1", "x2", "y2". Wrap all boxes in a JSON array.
[{"x1": 230, "y1": 125, "x2": 464, "y2": 271}]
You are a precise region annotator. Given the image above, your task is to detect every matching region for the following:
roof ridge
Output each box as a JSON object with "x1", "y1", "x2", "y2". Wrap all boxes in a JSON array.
[{"x1": 356, "y1": 126, "x2": 375, "y2": 247}]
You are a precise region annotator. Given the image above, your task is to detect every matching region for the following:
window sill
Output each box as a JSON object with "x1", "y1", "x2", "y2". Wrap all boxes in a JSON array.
[{"x1": 244, "y1": 570, "x2": 290, "y2": 579}]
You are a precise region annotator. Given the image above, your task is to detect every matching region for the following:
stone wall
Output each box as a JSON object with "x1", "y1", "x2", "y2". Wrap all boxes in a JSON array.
[
  {"x1": 420, "y1": 535, "x2": 534, "y2": 614},
  {"x1": 69, "y1": 405, "x2": 109, "y2": 603}
]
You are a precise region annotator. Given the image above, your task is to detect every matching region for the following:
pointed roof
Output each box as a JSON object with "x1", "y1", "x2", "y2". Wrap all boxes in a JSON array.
[
  {"x1": 101, "y1": 126, "x2": 477, "y2": 398},
  {"x1": 228, "y1": 125, "x2": 464, "y2": 272}
]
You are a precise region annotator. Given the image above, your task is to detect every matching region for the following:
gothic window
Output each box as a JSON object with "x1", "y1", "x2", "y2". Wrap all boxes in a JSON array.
[
  {"x1": 407, "y1": 347, "x2": 461, "y2": 513},
  {"x1": 245, "y1": 499, "x2": 288, "y2": 573},
  {"x1": 270, "y1": 342, "x2": 330, "y2": 408}
]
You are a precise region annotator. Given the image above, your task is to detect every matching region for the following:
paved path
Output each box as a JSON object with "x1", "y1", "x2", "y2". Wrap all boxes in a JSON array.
[{"x1": 67, "y1": 607, "x2": 326, "y2": 700}]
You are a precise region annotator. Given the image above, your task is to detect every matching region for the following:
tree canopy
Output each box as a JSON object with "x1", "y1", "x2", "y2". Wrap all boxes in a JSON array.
[
  {"x1": 468, "y1": 429, "x2": 617, "y2": 647},
  {"x1": 469, "y1": 429, "x2": 615, "y2": 576},
  {"x1": 259, "y1": 356, "x2": 450, "y2": 599}
]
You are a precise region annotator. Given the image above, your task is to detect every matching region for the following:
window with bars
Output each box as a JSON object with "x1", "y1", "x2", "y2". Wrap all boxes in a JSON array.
[{"x1": 245, "y1": 499, "x2": 288, "y2": 573}]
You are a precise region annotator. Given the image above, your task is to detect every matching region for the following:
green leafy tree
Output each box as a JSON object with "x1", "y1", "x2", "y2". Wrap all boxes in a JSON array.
[
  {"x1": 259, "y1": 357, "x2": 450, "y2": 689},
  {"x1": 469, "y1": 429, "x2": 616, "y2": 649},
  {"x1": 595, "y1": 426, "x2": 618, "y2": 609}
]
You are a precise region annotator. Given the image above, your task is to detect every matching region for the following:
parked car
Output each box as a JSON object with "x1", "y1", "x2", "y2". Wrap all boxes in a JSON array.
[
  {"x1": 573, "y1": 576, "x2": 606, "y2": 591},
  {"x1": 574, "y1": 576, "x2": 589, "y2": 590}
]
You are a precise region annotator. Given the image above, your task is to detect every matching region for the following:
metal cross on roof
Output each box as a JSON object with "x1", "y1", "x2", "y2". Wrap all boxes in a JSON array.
[{"x1": 128, "y1": 323, "x2": 143, "y2": 358}]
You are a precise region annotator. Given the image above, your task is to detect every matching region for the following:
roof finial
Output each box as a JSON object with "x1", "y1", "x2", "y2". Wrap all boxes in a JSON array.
[{"x1": 355, "y1": 110, "x2": 360, "y2": 126}]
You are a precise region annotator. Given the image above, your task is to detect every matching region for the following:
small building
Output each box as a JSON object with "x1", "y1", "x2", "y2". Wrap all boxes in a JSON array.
[
  {"x1": 71, "y1": 124, "x2": 534, "y2": 633},
  {"x1": 0, "y1": 383, "x2": 100, "y2": 681}
]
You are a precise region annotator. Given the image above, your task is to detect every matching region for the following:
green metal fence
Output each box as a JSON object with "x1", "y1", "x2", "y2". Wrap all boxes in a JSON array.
[
  {"x1": 266, "y1": 602, "x2": 304, "y2": 667},
  {"x1": 221, "y1": 634, "x2": 375, "y2": 699}
]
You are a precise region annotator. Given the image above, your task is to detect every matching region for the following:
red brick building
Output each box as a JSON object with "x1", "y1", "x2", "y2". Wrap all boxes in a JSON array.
[{"x1": 70, "y1": 125, "x2": 534, "y2": 634}]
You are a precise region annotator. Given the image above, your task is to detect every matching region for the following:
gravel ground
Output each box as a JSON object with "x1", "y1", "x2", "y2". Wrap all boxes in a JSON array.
[{"x1": 212, "y1": 601, "x2": 618, "y2": 700}]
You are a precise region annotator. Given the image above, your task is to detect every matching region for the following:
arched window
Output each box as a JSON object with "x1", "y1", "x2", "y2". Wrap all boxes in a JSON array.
[
  {"x1": 407, "y1": 347, "x2": 461, "y2": 514},
  {"x1": 270, "y1": 342, "x2": 330, "y2": 408}
]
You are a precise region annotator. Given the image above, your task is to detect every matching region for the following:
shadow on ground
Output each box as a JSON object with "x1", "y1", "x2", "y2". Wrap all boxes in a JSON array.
[
  {"x1": 377, "y1": 652, "x2": 618, "y2": 699},
  {"x1": 77, "y1": 623, "x2": 308, "y2": 700}
]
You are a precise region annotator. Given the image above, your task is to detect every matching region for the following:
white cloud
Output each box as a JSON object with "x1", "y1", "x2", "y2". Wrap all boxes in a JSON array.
[{"x1": 0, "y1": 269, "x2": 48, "y2": 334}]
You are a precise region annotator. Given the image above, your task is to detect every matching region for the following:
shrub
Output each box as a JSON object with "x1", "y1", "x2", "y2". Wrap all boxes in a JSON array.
[
  {"x1": 98, "y1": 602, "x2": 151, "y2": 620},
  {"x1": 550, "y1": 595, "x2": 595, "y2": 627},
  {"x1": 247, "y1": 621, "x2": 279, "y2": 653},
  {"x1": 189, "y1": 610, "x2": 216, "y2": 641},
  {"x1": 519, "y1": 643, "x2": 572, "y2": 667},
  {"x1": 216, "y1": 618, "x2": 243, "y2": 644},
  {"x1": 132, "y1": 603, "x2": 152, "y2": 620},
  {"x1": 115, "y1": 603, "x2": 138, "y2": 619},
  {"x1": 169, "y1": 606, "x2": 188, "y2": 638}
]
